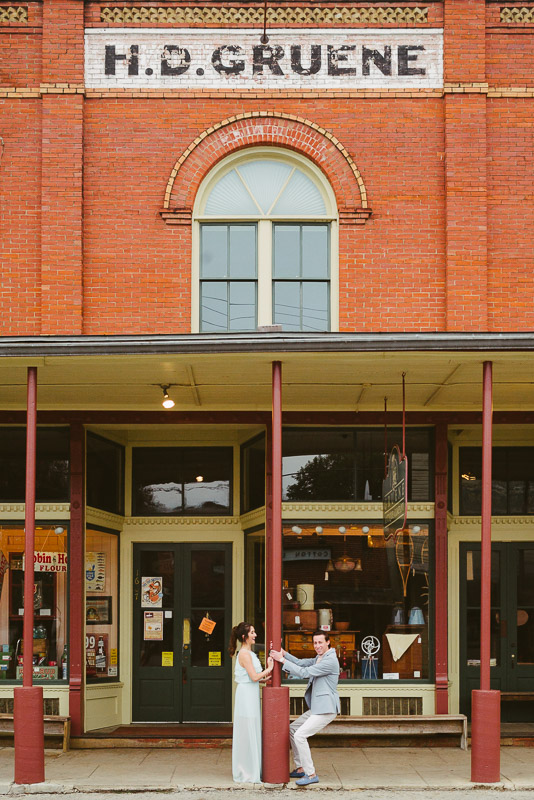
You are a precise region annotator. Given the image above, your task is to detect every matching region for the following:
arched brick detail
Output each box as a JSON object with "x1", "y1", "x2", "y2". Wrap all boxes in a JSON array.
[{"x1": 161, "y1": 112, "x2": 371, "y2": 223}]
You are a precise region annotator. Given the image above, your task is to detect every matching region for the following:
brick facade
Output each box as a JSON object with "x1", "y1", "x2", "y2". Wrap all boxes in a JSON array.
[{"x1": 1, "y1": 0, "x2": 533, "y2": 335}]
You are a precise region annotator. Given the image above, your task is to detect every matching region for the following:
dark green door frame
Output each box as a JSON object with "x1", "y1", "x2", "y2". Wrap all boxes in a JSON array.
[
  {"x1": 132, "y1": 542, "x2": 232, "y2": 723},
  {"x1": 460, "y1": 541, "x2": 534, "y2": 722}
]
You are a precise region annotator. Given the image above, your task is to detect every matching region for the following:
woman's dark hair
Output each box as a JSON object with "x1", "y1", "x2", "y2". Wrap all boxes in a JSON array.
[{"x1": 229, "y1": 622, "x2": 253, "y2": 656}]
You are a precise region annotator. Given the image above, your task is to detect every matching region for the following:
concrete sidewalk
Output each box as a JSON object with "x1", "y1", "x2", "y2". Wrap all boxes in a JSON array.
[{"x1": 0, "y1": 746, "x2": 534, "y2": 794}]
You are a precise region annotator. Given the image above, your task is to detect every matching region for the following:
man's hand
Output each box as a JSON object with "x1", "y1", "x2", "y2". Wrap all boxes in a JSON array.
[{"x1": 270, "y1": 648, "x2": 285, "y2": 662}]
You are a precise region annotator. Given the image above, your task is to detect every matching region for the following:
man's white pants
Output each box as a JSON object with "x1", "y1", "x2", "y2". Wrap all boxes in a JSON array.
[{"x1": 290, "y1": 710, "x2": 337, "y2": 777}]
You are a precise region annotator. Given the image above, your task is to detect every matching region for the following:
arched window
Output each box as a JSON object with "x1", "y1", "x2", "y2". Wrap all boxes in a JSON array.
[{"x1": 192, "y1": 148, "x2": 338, "y2": 333}]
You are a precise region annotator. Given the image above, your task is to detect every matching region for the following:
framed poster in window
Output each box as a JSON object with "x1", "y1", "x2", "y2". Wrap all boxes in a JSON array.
[{"x1": 86, "y1": 595, "x2": 112, "y2": 625}]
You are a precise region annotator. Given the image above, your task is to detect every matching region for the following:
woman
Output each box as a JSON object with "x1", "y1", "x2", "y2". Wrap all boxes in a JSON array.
[{"x1": 229, "y1": 622, "x2": 273, "y2": 783}]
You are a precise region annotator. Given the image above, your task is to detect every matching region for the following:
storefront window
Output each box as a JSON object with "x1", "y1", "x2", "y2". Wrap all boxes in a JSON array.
[
  {"x1": 460, "y1": 447, "x2": 534, "y2": 515},
  {"x1": 241, "y1": 435, "x2": 266, "y2": 513},
  {"x1": 85, "y1": 527, "x2": 119, "y2": 682},
  {"x1": 282, "y1": 522, "x2": 430, "y2": 681},
  {"x1": 0, "y1": 523, "x2": 68, "y2": 681},
  {"x1": 87, "y1": 433, "x2": 124, "y2": 515},
  {"x1": 283, "y1": 428, "x2": 433, "y2": 502},
  {"x1": 132, "y1": 447, "x2": 233, "y2": 516},
  {"x1": 0, "y1": 427, "x2": 69, "y2": 503}
]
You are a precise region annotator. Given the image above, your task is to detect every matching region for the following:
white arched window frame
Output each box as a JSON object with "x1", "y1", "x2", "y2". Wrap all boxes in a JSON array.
[{"x1": 191, "y1": 147, "x2": 339, "y2": 333}]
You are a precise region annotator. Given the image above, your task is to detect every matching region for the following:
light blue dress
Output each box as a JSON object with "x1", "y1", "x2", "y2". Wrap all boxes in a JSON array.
[{"x1": 232, "y1": 648, "x2": 262, "y2": 783}]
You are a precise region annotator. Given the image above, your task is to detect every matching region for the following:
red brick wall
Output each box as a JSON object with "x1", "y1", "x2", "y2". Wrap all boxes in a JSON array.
[{"x1": 1, "y1": 1, "x2": 533, "y2": 335}]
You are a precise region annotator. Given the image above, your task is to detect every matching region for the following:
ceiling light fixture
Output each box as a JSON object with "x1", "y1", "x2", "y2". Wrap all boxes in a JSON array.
[{"x1": 161, "y1": 385, "x2": 175, "y2": 409}]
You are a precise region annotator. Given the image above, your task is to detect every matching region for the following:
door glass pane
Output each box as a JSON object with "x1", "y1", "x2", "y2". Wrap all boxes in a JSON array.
[
  {"x1": 201, "y1": 281, "x2": 228, "y2": 331},
  {"x1": 274, "y1": 226, "x2": 300, "y2": 278},
  {"x1": 190, "y1": 550, "x2": 226, "y2": 667},
  {"x1": 201, "y1": 226, "x2": 228, "y2": 278},
  {"x1": 517, "y1": 549, "x2": 534, "y2": 665},
  {"x1": 465, "y1": 549, "x2": 501, "y2": 667},
  {"x1": 302, "y1": 226, "x2": 329, "y2": 278},
  {"x1": 229, "y1": 281, "x2": 256, "y2": 330},
  {"x1": 302, "y1": 282, "x2": 328, "y2": 331},
  {"x1": 139, "y1": 550, "x2": 174, "y2": 666},
  {"x1": 229, "y1": 225, "x2": 256, "y2": 278},
  {"x1": 273, "y1": 281, "x2": 300, "y2": 330}
]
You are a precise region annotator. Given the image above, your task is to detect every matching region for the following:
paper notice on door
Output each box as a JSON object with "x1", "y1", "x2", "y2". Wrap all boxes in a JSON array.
[
  {"x1": 110, "y1": 648, "x2": 118, "y2": 666},
  {"x1": 144, "y1": 610, "x2": 164, "y2": 641},
  {"x1": 162, "y1": 651, "x2": 173, "y2": 667},
  {"x1": 208, "y1": 652, "x2": 221, "y2": 666},
  {"x1": 199, "y1": 617, "x2": 216, "y2": 634},
  {"x1": 142, "y1": 577, "x2": 163, "y2": 608}
]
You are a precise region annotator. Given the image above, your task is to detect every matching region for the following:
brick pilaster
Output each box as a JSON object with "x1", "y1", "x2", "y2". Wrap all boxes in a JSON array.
[
  {"x1": 40, "y1": 0, "x2": 84, "y2": 334},
  {"x1": 444, "y1": 0, "x2": 488, "y2": 330}
]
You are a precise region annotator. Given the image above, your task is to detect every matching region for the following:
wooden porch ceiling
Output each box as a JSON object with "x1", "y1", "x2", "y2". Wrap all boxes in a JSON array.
[{"x1": 1, "y1": 350, "x2": 533, "y2": 412}]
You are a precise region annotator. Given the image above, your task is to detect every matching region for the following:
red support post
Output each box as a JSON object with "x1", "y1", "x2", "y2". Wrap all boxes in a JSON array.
[
  {"x1": 69, "y1": 423, "x2": 85, "y2": 736},
  {"x1": 14, "y1": 367, "x2": 45, "y2": 785},
  {"x1": 471, "y1": 361, "x2": 501, "y2": 783},
  {"x1": 434, "y1": 423, "x2": 449, "y2": 713},
  {"x1": 262, "y1": 361, "x2": 289, "y2": 784}
]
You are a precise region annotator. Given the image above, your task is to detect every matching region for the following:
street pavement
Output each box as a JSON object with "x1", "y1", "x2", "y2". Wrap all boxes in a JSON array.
[{"x1": 0, "y1": 745, "x2": 533, "y2": 794}]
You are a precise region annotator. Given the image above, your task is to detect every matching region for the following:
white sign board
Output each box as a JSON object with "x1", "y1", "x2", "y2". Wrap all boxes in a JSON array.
[{"x1": 85, "y1": 28, "x2": 443, "y2": 89}]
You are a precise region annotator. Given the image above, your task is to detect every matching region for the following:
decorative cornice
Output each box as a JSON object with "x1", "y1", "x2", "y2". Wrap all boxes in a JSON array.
[
  {"x1": 0, "y1": 6, "x2": 27, "y2": 25},
  {"x1": 99, "y1": 6, "x2": 429, "y2": 27},
  {"x1": 126, "y1": 515, "x2": 240, "y2": 526},
  {"x1": 281, "y1": 502, "x2": 435, "y2": 515},
  {"x1": 240, "y1": 507, "x2": 266, "y2": 530},
  {"x1": 0, "y1": 503, "x2": 70, "y2": 516},
  {"x1": 86, "y1": 506, "x2": 124, "y2": 530},
  {"x1": 451, "y1": 515, "x2": 534, "y2": 527},
  {"x1": 500, "y1": 7, "x2": 534, "y2": 24}
]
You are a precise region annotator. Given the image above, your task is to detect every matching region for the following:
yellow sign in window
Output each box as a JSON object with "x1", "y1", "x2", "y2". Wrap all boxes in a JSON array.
[
  {"x1": 208, "y1": 652, "x2": 221, "y2": 667},
  {"x1": 162, "y1": 651, "x2": 173, "y2": 667}
]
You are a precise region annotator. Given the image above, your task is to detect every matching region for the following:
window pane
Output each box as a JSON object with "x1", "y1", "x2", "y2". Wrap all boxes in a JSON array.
[
  {"x1": 238, "y1": 161, "x2": 292, "y2": 215},
  {"x1": 200, "y1": 281, "x2": 228, "y2": 331},
  {"x1": 229, "y1": 225, "x2": 256, "y2": 279},
  {"x1": 0, "y1": 428, "x2": 69, "y2": 503},
  {"x1": 86, "y1": 529, "x2": 119, "y2": 682},
  {"x1": 302, "y1": 226, "x2": 329, "y2": 278},
  {"x1": 229, "y1": 281, "x2": 256, "y2": 330},
  {"x1": 273, "y1": 226, "x2": 301, "y2": 279},
  {"x1": 200, "y1": 226, "x2": 228, "y2": 278},
  {"x1": 283, "y1": 430, "x2": 354, "y2": 501},
  {"x1": 0, "y1": 524, "x2": 68, "y2": 681},
  {"x1": 132, "y1": 447, "x2": 233, "y2": 516},
  {"x1": 241, "y1": 435, "x2": 266, "y2": 513},
  {"x1": 273, "y1": 281, "x2": 301, "y2": 330},
  {"x1": 204, "y1": 170, "x2": 258, "y2": 216},
  {"x1": 282, "y1": 523, "x2": 430, "y2": 680},
  {"x1": 302, "y1": 282, "x2": 328, "y2": 331},
  {"x1": 271, "y1": 169, "x2": 327, "y2": 216},
  {"x1": 87, "y1": 433, "x2": 124, "y2": 515}
]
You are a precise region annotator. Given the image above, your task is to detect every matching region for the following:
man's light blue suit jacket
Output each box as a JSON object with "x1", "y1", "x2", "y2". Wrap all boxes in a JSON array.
[{"x1": 283, "y1": 647, "x2": 341, "y2": 715}]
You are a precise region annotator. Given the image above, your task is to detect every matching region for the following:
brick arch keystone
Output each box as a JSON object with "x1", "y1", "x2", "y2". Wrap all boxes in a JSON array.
[{"x1": 161, "y1": 112, "x2": 371, "y2": 226}]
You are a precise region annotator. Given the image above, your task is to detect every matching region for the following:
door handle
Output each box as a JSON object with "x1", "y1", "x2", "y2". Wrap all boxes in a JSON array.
[
  {"x1": 511, "y1": 653, "x2": 516, "y2": 669},
  {"x1": 182, "y1": 666, "x2": 187, "y2": 684}
]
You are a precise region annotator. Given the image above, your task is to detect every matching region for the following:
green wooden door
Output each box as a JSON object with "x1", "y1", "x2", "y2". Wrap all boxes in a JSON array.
[
  {"x1": 132, "y1": 542, "x2": 232, "y2": 722},
  {"x1": 460, "y1": 542, "x2": 534, "y2": 722}
]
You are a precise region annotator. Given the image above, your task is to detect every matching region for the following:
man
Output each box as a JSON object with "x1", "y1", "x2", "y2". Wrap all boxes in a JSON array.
[{"x1": 270, "y1": 630, "x2": 340, "y2": 786}]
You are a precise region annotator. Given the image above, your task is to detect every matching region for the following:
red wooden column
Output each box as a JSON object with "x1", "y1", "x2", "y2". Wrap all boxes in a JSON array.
[
  {"x1": 434, "y1": 423, "x2": 449, "y2": 713},
  {"x1": 14, "y1": 367, "x2": 45, "y2": 785},
  {"x1": 262, "y1": 361, "x2": 289, "y2": 784},
  {"x1": 471, "y1": 361, "x2": 500, "y2": 783},
  {"x1": 69, "y1": 423, "x2": 85, "y2": 736}
]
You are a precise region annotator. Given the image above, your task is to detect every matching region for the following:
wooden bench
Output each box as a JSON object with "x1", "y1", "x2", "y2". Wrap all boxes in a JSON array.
[
  {"x1": 0, "y1": 713, "x2": 71, "y2": 752},
  {"x1": 309, "y1": 714, "x2": 468, "y2": 750}
]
